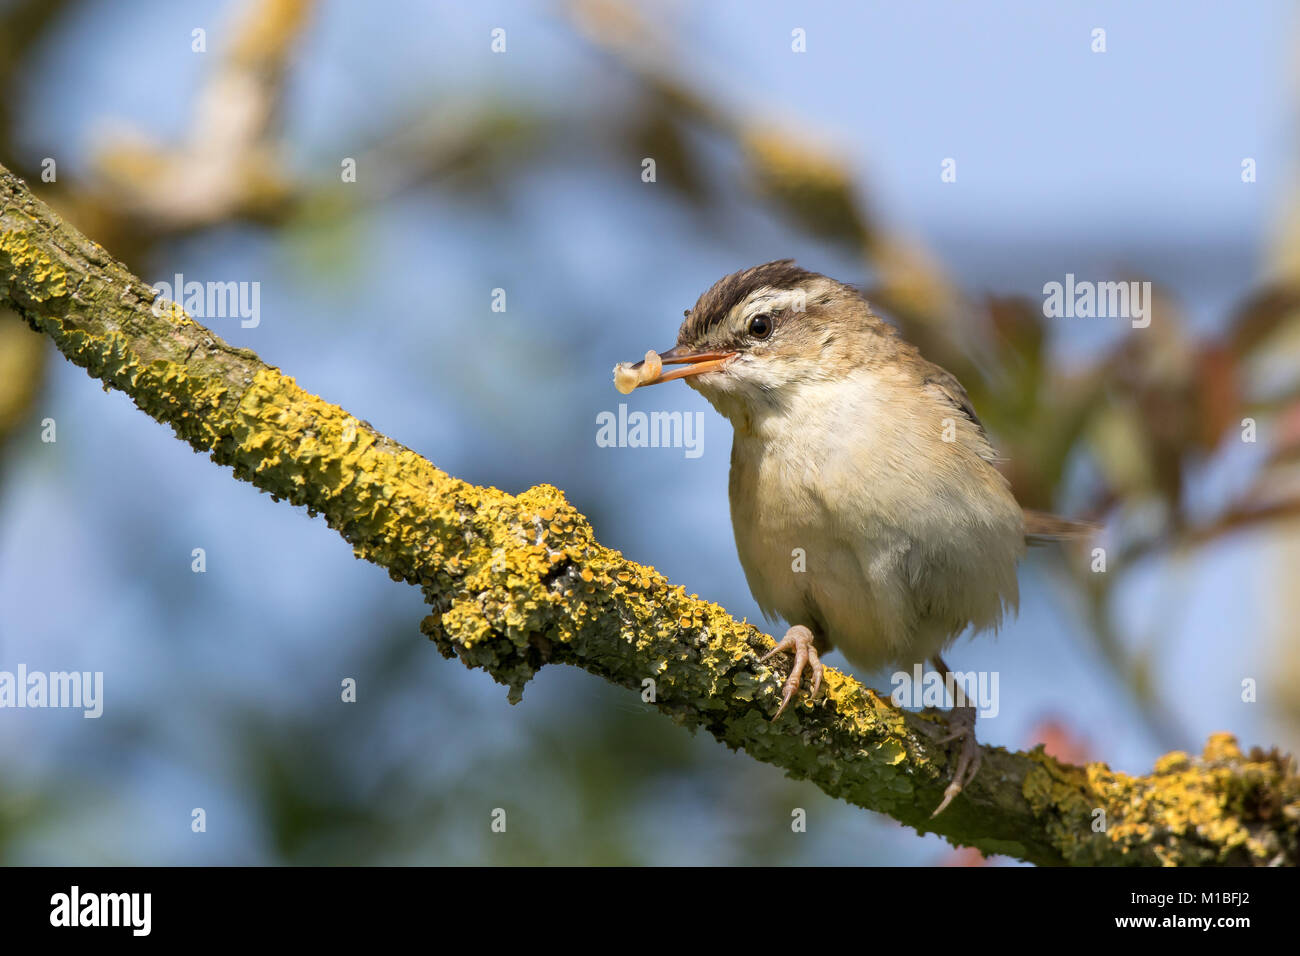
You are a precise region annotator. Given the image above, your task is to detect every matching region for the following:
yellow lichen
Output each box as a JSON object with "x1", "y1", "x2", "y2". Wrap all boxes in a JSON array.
[{"x1": 0, "y1": 223, "x2": 68, "y2": 301}]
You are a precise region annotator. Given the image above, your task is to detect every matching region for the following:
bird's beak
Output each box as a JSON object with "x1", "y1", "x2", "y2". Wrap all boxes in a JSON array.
[{"x1": 634, "y1": 345, "x2": 737, "y2": 387}]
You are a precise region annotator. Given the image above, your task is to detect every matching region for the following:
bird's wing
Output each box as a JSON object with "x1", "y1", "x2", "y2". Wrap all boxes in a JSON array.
[
  {"x1": 919, "y1": 360, "x2": 986, "y2": 434},
  {"x1": 917, "y1": 359, "x2": 1004, "y2": 466},
  {"x1": 920, "y1": 360, "x2": 1099, "y2": 545}
]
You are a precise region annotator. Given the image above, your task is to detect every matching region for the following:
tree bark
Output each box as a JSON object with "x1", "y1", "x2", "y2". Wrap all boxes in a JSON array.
[{"x1": 3, "y1": 162, "x2": 1296, "y2": 866}]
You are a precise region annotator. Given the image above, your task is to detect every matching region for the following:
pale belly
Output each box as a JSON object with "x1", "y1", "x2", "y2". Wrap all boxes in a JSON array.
[{"x1": 728, "y1": 430, "x2": 1023, "y2": 673}]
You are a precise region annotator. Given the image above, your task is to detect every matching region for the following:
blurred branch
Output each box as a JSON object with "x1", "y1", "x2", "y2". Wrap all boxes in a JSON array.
[
  {"x1": 566, "y1": 0, "x2": 966, "y2": 344},
  {"x1": 5, "y1": 163, "x2": 1298, "y2": 866},
  {"x1": 92, "y1": 0, "x2": 316, "y2": 230}
]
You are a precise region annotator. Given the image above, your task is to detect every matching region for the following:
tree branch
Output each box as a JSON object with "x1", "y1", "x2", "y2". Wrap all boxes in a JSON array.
[{"x1": 2, "y1": 162, "x2": 1296, "y2": 866}]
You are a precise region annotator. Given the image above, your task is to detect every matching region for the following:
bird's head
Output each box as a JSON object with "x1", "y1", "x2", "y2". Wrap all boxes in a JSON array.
[{"x1": 628, "y1": 260, "x2": 891, "y2": 428}]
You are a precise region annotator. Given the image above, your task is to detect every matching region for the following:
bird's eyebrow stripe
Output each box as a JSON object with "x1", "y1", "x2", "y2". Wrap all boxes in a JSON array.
[{"x1": 740, "y1": 287, "x2": 806, "y2": 317}]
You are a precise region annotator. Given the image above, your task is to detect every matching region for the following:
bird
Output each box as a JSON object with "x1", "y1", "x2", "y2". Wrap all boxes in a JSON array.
[{"x1": 616, "y1": 259, "x2": 1092, "y2": 816}]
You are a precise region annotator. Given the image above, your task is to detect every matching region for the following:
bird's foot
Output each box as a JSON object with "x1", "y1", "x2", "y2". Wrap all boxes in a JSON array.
[
  {"x1": 931, "y1": 704, "x2": 981, "y2": 818},
  {"x1": 761, "y1": 624, "x2": 823, "y2": 720}
]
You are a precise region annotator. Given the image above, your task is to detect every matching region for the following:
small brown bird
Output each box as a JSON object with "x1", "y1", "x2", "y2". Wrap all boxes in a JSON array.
[{"x1": 619, "y1": 260, "x2": 1090, "y2": 815}]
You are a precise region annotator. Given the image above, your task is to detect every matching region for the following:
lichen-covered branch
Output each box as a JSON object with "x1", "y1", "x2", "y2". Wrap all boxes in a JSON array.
[{"x1": 2, "y1": 162, "x2": 1296, "y2": 866}]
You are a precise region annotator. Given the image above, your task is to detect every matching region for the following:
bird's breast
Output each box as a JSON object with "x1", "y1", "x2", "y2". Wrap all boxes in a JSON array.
[{"x1": 725, "y1": 376, "x2": 1023, "y2": 671}]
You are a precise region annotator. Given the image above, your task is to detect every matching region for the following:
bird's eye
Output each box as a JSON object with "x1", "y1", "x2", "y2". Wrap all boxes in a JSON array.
[{"x1": 748, "y1": 314, "x2": 773, "y2": 339}]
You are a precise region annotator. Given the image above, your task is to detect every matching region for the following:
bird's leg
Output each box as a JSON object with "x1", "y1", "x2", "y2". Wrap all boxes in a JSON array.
[
  {"x1": 761, "y1": 624, "x2": 823, "y2": 719},
  {"x1": 929, "y1": 653, "x2": 981, "y2": 817}
]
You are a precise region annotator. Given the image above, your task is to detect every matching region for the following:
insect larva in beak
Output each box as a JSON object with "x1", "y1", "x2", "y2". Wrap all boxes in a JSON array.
[
  {"x1": 612, "y1": 349, "x2": 663, "y2": 393},
  {"x1": 613, "y1": 362, "x2": 640, "y2": 394}
]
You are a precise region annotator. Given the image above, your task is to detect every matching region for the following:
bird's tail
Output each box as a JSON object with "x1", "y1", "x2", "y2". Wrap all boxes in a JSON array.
[{"x1": 1022, "y1": 509, "x2": 1098, "y2": 545}]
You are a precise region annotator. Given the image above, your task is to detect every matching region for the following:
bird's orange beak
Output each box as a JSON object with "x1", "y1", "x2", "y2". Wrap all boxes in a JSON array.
[{"x1": 634, "y1": 345, "x2": 737, "y2": 387}]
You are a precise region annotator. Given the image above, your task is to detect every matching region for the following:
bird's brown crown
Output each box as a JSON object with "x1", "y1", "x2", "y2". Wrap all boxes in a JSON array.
[{"x1": 678, "y1": 259, "x2": 822, "y2": 345}]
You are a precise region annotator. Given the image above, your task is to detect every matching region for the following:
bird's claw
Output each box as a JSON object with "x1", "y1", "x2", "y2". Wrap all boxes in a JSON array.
[
  {"x1": 761, "y1": 625, "x2": 822, "y2": 719},
  {"x1": 931, "y1": 705, "x2": 981, "y2": 817}
]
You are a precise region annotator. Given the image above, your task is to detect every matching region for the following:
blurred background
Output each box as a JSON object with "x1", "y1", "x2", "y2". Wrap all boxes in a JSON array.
[{"x1": 2, "y1": 0, "x2": 1299, "y2": 865}]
